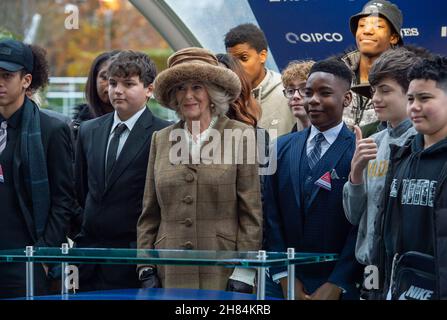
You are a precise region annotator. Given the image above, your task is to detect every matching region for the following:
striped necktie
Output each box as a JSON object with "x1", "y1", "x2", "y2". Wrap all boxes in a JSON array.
[
  {"x1": 308, "y1": 133, "x2": 325, "y2": 170},
  {"x1": 0, "y1": 121, "x2": 7, "y2": 155}
]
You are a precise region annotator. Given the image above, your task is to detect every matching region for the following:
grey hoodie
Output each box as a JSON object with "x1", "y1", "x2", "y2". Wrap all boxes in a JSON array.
[
  {"x1": 252, "y1": 68, "x2": 296, "y2": 137},
  {"x1": 343, "y1": 119, "x2": 416, "y2": 265}
]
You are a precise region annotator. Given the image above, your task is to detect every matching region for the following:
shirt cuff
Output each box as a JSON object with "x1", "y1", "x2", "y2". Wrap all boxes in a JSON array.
[
  {"x1": 328, "y1": 281, "x2": 347, "y2": 294},
  {"x1": 229, "y1": 267, "x2": 256, "y2": 286},
  {"x1": 338, "y1": 286, "x2": 347, "y2": 294},
  {"x1": 348, "y1": 173, "x2": 366, "y2": 188},
  {"x1": 272, "y1": 271, "x2": 288, "y2": 283}
]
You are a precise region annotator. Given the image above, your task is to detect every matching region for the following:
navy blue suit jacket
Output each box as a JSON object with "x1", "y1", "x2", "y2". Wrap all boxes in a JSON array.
[{"x1": 263, "y1": 124, "x2": 361, "y2": 292}]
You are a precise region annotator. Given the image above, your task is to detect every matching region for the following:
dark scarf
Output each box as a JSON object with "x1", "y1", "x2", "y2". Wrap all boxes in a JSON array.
[{"x1": 20, "y1": 97, "x2": 50, "y2": 239}]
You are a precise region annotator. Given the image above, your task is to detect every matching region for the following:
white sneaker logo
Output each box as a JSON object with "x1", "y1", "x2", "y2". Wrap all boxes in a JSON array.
[{"x1": 398, "y1": 285, "x2": 433, "y2": 300}]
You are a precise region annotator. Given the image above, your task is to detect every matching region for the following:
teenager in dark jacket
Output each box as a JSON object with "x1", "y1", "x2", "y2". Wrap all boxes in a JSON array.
[
  {"x1": 75, "y1": 51, "x2": 170, "y2": 291},
  {"x1": 343, "y1": 48, "x2": 419, "y2": 299},
  {"x1": 69, "y1": 51, "x2": 120, "y2": 238},
  {"x1": 0, "y1": 39, "x2": 76, "y2": 298},
  {"x1": 381, "y1": 55, "x2": 447, "y2": 299}
]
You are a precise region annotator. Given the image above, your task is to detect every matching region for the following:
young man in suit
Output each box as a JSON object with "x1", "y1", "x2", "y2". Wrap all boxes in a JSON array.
[
  {"x1": 0, "y1": 39, "x2": 76, "y2": 298},
  {"x1": 263, "y1": 58, "x2": 362, "y2": 300},
  {"x1": 74, "y1": 50, "x2": 170, "y2": 291}
]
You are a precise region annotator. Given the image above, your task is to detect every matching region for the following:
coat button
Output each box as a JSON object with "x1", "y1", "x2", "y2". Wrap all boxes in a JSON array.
[
  {"x1": 185, "y1": 173, "x2": 194, "y2": 182},
  {"x1": 184, "y1": 218, "x2": 193, "y2": 227},
  {"x1": 183, "y1": 195, "x2": 193, "y2": 204},
  {"x1": 184, "y1": 241, "x2": 194, "y2": 249}
]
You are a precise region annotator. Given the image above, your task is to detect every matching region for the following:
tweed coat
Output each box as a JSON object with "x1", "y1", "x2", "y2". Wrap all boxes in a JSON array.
[{"x1": 137, "y1": 115, "x2": 262, "y2": 290}]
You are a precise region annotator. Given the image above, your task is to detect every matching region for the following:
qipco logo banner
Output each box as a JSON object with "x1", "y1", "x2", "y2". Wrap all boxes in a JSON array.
[
  {"x1": 286, "y1": 32, "x2": 344, "y2": 44},
  {"x1": 248, "y1": 0, "x2": 447, "y2": 71}
]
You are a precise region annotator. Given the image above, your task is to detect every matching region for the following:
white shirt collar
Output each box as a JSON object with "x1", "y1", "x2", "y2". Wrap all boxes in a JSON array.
[
  {"x1": 110, "y1": 106, "x2": 146, "y2": 134},
  {"x1": 308, "y1": 121, "x2": 344, "y2": 145}
]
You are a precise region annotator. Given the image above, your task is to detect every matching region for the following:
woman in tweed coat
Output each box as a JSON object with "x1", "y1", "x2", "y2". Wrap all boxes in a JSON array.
[{"x1": 137, "y1": 47, "x2": 263, "y2": 292}]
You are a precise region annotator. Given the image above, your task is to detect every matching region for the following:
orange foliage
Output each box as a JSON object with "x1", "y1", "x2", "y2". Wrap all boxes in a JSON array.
[{"x1": 32, "y1": 0, "x2": 169, "y2": 76}]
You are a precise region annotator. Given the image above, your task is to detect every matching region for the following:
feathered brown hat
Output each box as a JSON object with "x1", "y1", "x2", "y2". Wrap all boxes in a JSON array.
[{"x1": 153, "y1": 47, "x2": 241, "y2": 109}]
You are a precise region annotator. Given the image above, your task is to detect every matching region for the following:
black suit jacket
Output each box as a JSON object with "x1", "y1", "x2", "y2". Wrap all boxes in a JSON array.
[
  {"x1": 1, "y1": 102, "x2": 76, "y2": 297},
  {"x1": 13, "y1": 110, "x2": 76, "y2": 248},
  {"x1": 75, "y1": 108, "x2": 170, "y2": 247}
]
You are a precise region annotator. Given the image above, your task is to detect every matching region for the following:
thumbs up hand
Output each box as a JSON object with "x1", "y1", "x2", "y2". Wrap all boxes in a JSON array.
[
  {"x1": 354, "y1": 125, "x2": 363, "y2": 142},
  {"x1": 350, "y1": 126, "x2": 378, "y2": 184}
]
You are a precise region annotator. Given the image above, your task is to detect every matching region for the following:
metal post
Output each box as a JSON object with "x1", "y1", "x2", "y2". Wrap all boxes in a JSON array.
[
  {"x1": 25, "y1": 246, "x2": 34, "y2": 300},
  {"x1": 256, "y1": 250, "x2": 267, "y2": 300},
  {"x1": 287, "y1": 248, "x2": 295, "y2": 300},
  {"x1": 61, "y1": 243, "x2": 69, "y2": 297}
]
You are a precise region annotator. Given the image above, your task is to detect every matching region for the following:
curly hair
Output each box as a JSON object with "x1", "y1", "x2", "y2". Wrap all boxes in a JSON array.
[
  {"x1": 216, "y1": 53, "x2": 261, "y2": 127},
  {"x1": 25, "y1": 44, "x2": 49, "y2": 92},
  {"x1": 407, "y1": 55, "x2": 447, "y2": 91},
  {"x1": 281, "y1": 60, "x2": 315, "y2": 88},
  {"x1": 224, "y1": 23, "x2": 268, "y2": 53}
]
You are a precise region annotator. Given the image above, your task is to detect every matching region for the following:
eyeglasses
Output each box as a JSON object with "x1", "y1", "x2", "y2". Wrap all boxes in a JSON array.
[{"x1": 282, "y1": 87, "x2": 306, "y2": 99}]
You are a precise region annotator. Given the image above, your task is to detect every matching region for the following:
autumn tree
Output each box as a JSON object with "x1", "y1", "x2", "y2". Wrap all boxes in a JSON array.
[{"x1": 0, "y1": 0, "x2": 171, "y2": 76}]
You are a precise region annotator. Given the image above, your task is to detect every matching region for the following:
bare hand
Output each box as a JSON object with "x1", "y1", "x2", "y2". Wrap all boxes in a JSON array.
[
  {"x1": 280, "y1": 277, "x2": 309, "y2": 300},
  {"x1": 350, "y1": 126, "x2": 377, "y2": 184},
  {"x1": 306, "y1": 282, "x2": 342, "y2": 300}
]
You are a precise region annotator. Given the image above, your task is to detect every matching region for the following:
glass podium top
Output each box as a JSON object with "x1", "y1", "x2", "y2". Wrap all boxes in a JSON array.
[{"x1": 0, "y1": 248, "x2": 337, "y2": 268}]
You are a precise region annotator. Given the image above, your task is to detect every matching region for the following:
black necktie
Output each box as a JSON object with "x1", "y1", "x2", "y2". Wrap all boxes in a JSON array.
[{"x1": 106, "y1": 123, "x2": 127, "y2": 179}]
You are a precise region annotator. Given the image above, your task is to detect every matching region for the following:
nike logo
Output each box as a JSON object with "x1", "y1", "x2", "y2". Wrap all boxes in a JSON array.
[{"x1": 398, "y1": 285, "x2": 434, "y2": 300}]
